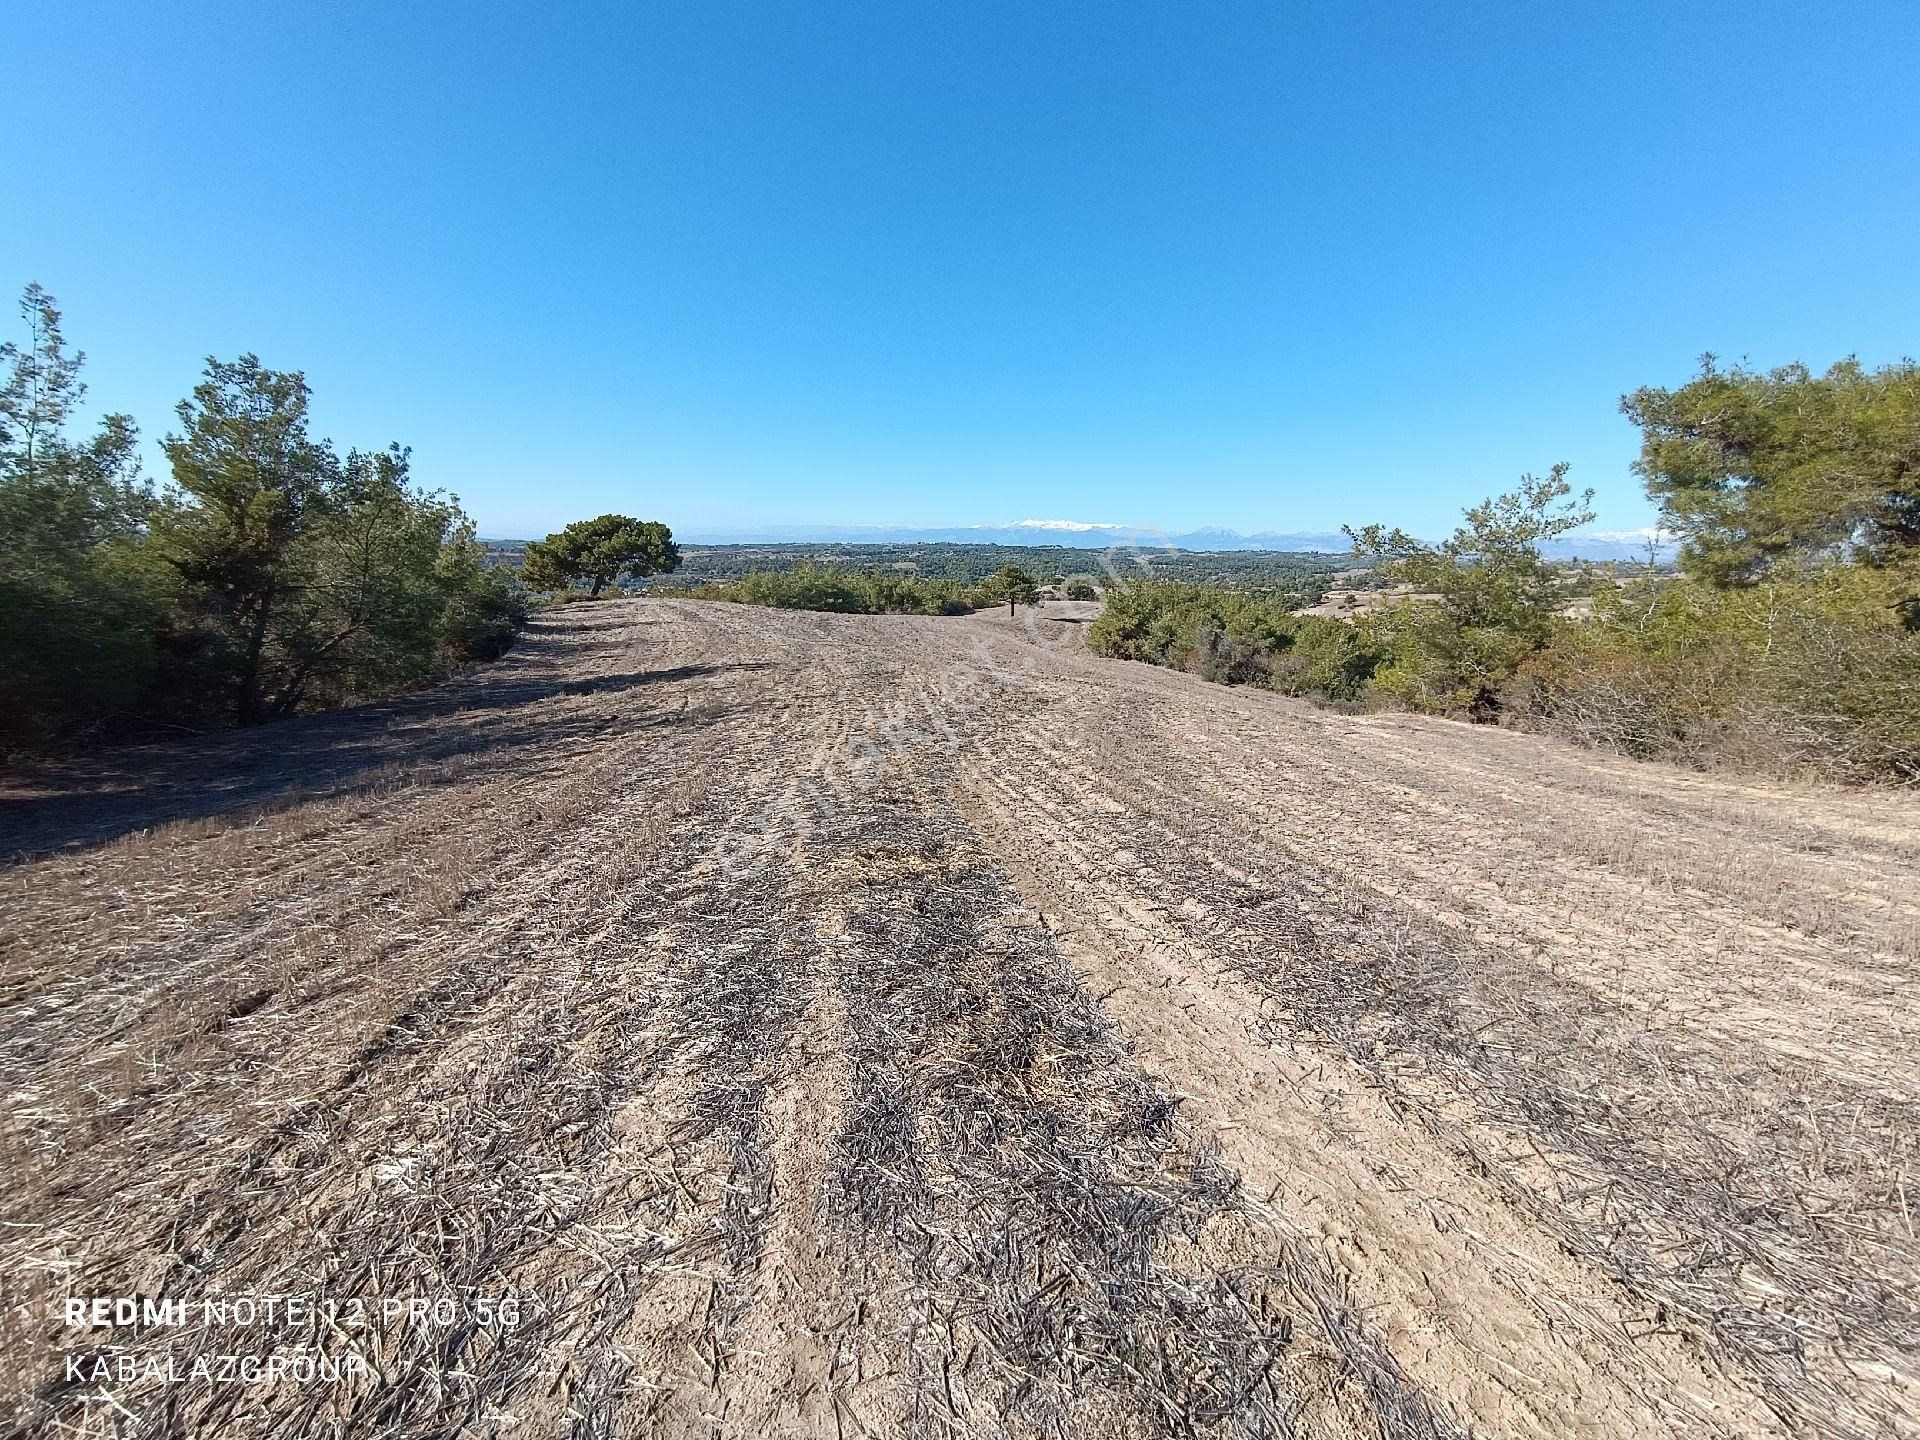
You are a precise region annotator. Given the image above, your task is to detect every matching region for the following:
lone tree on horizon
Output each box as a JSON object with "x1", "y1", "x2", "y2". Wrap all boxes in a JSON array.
[{"x1": 521, "y1": 514, "x2": 679, "y2": 596}]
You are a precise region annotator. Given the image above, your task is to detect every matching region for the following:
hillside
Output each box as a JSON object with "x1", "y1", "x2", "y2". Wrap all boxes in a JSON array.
[{"x1": 2, "y1": 599, "x2": 1915, "y2": 1438}]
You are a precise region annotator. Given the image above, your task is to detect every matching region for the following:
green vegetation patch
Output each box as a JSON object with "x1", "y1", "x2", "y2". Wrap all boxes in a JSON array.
[
  {"x1": 1089, "y1": 580, "x2": 1382, "y2": 702},
  {"x1": 670, "y1": 562, "x2": 975, "y2": 615},
  {"x1": 0, "y1": 286, "x2": 527, "y2": 752},
  {"x1": 1089, "y1": 358, "x2": 1920, "y2": 785}
]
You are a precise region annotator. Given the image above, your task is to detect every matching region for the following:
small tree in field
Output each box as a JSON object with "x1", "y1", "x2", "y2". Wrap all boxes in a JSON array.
[
  {"x1": 979, "y1": 563, "x2": 1041, "y2": 615},
  {"x1": 521, "y1": 514, "x2": 679, "y2": 596}
]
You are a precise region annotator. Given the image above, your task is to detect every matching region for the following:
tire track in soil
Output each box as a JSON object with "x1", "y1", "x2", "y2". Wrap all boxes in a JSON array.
[
  {"x1": 7, "y1": 632, "x2": 804, "y2": 1435},
  {"x1": 4, "y1": 702, "x2": 736, "y2": 1264},
  {"x1": 959, "y1": 682, "x2": 1913, "y2": 1439},
  {"x1": 805, "y1": 760, "x2": 1457, "y2": 1439},
  {"x1": 17, "y1": 773, "x2": 729, "y2": 1435}
]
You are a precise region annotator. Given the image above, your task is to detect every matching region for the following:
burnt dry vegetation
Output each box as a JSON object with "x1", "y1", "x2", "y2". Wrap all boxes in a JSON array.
[
  {"x1": 1004, "y1": 756, "x2": 1917, "y2": 1436},
  {"x1": 819, "y1": 794, "x2": 1450, "y2": 1436},
  {"x1": 4, "y1": 599, "x2": 1914, "y2": 1438}
]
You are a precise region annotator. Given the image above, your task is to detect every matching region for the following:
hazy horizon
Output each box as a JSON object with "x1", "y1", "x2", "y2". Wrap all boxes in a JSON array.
[{"x1": 473, "y1": 516, "x2": 1672, "y2": 563}]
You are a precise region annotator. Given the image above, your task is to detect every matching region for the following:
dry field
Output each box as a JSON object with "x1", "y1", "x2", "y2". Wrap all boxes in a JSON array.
[{"x1": 2, "y1": 598, "x2": 1916, "y2": 1439}]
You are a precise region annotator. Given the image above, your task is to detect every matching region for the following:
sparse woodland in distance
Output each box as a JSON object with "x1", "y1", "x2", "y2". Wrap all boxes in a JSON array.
[{"x1": 4, "y1": 278, "x2": 1915, "y2": 783}]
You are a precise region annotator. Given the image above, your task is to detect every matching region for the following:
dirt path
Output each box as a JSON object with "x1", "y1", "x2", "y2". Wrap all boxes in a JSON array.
[{"x1": 2, "y1": 598, "x2": 1914, "y2": 1439}]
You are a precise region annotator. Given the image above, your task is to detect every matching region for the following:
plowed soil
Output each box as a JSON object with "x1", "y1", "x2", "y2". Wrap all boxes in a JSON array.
[{"x1": 3, "y1": 598, "x2": 1915, "y2": 1439}]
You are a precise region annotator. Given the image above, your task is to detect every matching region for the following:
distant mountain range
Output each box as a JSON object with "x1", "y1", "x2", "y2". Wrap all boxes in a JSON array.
[{"x1": 673, "y1": 520, "x2": 1673, "y2": 563}]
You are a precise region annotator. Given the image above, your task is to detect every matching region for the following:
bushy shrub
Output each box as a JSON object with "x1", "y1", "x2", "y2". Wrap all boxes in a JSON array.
[
  {"x1": 1084, "y1": 363, "x2": 1918, "y2": 785},
  {"x1": 866, "y1": 571, "x2": 974, "y2": 614},
  {"x1": 1347, "y1": 466, "x2": 1592, "y2": 717},
  {"x1": 436, "y1": 535, "x2": 530, "y2": 666},
  {"x1": 1356, "y1": 601, "x2": 1539, "y2": 717},
  {"x1": 1087, "y1": 580, "x2": 1380, "y2": 701},
  {"x1": 1515, "y1": 569, "x2": 1920, "y2": 782},
  {"x1": 1268, "y1": 615, "x2": 1386, "y2": 702}
]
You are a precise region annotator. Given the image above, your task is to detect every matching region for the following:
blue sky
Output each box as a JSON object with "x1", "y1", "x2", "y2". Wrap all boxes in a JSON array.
[{"x1": 4, "y1": 2, "x2": 1916, "y2": 540}]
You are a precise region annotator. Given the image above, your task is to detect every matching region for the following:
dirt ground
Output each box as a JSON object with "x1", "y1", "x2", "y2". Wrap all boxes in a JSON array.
[{"x1": 2, "y1": 598, "x2": 1915, "y2": 1439}]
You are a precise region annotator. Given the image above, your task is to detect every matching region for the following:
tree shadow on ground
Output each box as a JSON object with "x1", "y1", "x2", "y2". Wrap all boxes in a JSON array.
[{"x1": 0, "y1": 658, "x2": 772, "y2": 862}]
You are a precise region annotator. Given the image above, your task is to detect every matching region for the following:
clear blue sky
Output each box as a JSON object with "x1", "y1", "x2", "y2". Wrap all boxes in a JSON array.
[{"x1": 4, "y1": 2, "x2": 1916, "y2": 540}]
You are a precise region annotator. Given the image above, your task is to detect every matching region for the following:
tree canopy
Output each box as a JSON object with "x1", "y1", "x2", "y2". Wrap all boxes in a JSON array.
[
  {"x1": 1346, "y1": 464, "x2": 1594, "y2": 640},
  {"x1": 521, "y1": 514, "x2": 679, "y2": 596},
  {"x1": 1623, "y1": 357, "x2": 1920, "y2": 615}
]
